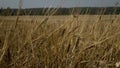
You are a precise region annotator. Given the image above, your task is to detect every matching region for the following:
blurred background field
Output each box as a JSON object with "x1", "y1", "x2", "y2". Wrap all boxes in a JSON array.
[{"x1": 0, "y1": 14, "x2": 120, "y2": 68}]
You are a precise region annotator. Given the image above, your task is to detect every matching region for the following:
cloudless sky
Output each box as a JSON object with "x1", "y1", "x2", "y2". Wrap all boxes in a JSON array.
[{"x1": 0, "y1": 0, "x2": 120, "y2": 8}]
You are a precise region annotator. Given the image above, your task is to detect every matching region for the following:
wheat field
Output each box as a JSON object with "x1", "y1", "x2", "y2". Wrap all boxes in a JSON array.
[{"x1": 0, "y1": 15, "x2": 120, "y2": 68}]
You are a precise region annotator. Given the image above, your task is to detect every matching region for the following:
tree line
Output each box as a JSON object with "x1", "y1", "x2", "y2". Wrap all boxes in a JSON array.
[{"x1": 0, "y1": 7, "x2": 120, "y2": 16}]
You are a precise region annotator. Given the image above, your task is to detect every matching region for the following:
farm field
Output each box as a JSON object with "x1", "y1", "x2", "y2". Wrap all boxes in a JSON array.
[
  {"x1": 0, "y1": 15, "x2": 120, "y2": 68},
  {"x1": 1, "y1": 15, "x2": 120, "y2": 21}
]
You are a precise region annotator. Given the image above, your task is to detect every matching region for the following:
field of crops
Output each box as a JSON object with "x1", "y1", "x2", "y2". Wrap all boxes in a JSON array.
[{"x1": 0, "y1": 15, "x2": 120, "y2": 68}]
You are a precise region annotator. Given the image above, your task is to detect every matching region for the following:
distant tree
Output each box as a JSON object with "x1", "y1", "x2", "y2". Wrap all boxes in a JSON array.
[
  {"x1": 6, "y1": 7, "x2": 12, "y2": 15},
  {"x1": 0, "y1": 8, "x2": 3, "y2": 15},
  {"x1": 2, "y1": 7, "x2": 12, "y2": 16},
  {"x1": 24, "y1": 9, "x2": 32, "y2": 15}
]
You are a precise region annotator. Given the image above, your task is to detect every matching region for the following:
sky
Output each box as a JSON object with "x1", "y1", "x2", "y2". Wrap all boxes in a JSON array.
[{"x1": 0, "y1": 0, "x2": 120, "y2": 8}]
